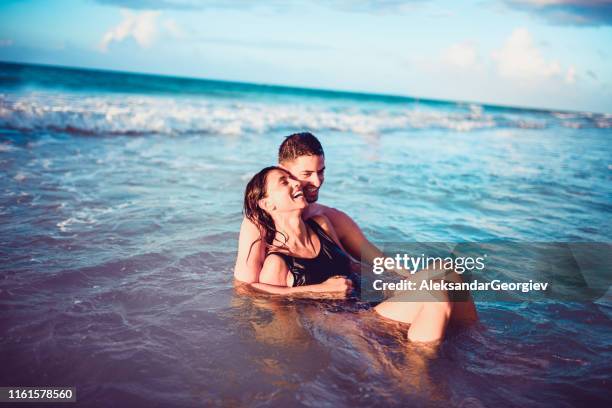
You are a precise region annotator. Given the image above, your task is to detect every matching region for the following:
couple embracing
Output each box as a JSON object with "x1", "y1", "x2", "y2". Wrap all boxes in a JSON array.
[{"x1": 234, "y1": 132, "x2": 477, "y2": 343}]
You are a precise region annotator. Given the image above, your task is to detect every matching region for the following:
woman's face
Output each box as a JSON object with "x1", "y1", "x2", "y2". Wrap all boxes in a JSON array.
[{"x1": 262, "y1": 169, "x2": 307, "y2": 214}]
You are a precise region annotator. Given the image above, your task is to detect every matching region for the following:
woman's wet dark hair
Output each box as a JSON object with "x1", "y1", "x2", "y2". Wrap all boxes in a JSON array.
[{"x1": 243, "y1": 166, "x2": 290, "y2": 260}]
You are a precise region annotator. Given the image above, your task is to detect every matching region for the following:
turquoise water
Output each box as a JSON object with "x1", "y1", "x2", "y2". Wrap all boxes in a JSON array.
[{"x1": 0, "y1": 61, "x2": 610, "y2": 407}]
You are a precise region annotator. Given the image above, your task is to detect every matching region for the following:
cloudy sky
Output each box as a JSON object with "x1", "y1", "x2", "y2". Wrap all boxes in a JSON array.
[{"x1": 1, "y1": 0, "x2": 611, "y2": 112}]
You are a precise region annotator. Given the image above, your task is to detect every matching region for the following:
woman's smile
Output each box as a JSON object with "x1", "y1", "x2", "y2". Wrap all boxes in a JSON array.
[{"x1": 291, "y1": 188, "x2": 304, "y2": 200}]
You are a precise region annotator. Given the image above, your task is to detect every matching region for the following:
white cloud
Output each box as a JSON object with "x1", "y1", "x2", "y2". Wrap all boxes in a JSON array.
[
  {"x1": 491, "y1": 27, "x2": 561, "y2": 80},
  {"x1": 565, "y1": 65, "x2": 576, "y2": 84},
  {"x1": 442, "y1": 41, "x2": 478, "y2": 68},
  {"x1": 162, "y1": 18, "x2": 185, "y2": 39},
  {"x1": 99, "y1": 10, "x2": 160, "y2": 52}
]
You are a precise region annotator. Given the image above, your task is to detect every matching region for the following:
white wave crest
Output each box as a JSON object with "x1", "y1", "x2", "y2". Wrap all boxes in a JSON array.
[{"x1": 0, "y1": 92, "x2": 608, "y2": 136}]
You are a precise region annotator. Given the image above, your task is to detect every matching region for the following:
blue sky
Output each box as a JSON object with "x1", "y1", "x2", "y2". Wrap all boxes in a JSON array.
[{"x1": 1, "y1": 0, "x2": 611, "y2": 112}]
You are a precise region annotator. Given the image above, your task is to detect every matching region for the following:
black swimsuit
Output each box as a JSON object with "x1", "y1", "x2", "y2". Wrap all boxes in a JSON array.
[{"x1": 268, "y1": 219, "x2": 352, "y2": 287}]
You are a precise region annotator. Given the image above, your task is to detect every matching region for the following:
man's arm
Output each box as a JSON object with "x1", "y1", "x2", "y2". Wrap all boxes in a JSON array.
[
  {"x1": 323, "y1": 207, "x2": 429, "y2": 279},
  {"x1": 323, "y1": 207, "x2": 384, "y2": 265},
  {"x1": 313, "y1": 206, "x2": 423, "y2": 281},
  {"x1": 234, "y1": 216, "x2": 265, "y2": 283}
]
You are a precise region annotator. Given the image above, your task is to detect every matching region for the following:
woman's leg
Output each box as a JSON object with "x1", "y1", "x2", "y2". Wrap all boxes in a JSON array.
[
  {"x1": 373, "y1": 267, "x2": 477, "y2": 343},
  {"x1": 374, "y1": 283, "x2": 452, "y2": 343},
  {"x1": 406, "y1": 293, "x2": 452, "y2": 342}
]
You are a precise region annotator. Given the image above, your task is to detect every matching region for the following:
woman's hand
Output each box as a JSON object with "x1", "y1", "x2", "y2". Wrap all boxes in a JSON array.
[{"x1": 315, "y1": 276, "x2": 353, "y2": 297}]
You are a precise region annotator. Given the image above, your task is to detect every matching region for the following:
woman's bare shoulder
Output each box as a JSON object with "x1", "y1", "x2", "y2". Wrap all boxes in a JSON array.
[
  {"x1": 259, "y1": 253, "x2": 289, "y2": 286},
  {"x1": 263, "y1": 252, "x2": 287, "y2": 267}
]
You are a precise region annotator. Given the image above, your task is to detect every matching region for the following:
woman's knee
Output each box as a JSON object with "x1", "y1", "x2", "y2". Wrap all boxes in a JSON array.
[{"x1": 407, "y1": 300, "x2": 452, "y2": 343}]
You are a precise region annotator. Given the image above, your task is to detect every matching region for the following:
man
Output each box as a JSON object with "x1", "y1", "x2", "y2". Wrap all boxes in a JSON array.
[{"x1": 234, "y1": 132, "x2": 383, "y2": 284}]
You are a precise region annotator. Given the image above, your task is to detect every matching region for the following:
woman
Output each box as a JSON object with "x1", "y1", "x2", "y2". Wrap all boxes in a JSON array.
[{"x1": 243, "y1": 166, "x2": 477, "y2": 343}]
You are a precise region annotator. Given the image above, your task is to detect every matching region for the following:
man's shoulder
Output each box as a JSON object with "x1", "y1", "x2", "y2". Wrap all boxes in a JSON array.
[
  {"x1": 305, "y1": 203, "x2": 344, "y2": 219},
  {"x1": 304, "y1": 204, "x2": 354, "y2": 231},
  {"x1": 309, "y1": 213, "x2": 331, "y2": 229}
]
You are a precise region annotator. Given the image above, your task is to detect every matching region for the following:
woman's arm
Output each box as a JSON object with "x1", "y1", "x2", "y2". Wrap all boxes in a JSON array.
[
  {"x1": 250, "y1": 254, "x2": 352, "y2": 298},
  {"x1": 250, "y1": 278, "x2": 351, "y2": 297}
]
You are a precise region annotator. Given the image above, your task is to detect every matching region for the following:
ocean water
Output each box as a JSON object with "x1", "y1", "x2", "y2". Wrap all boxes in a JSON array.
[{"x1": 0, "y1": 61, "x2": 610, "y2": 407}]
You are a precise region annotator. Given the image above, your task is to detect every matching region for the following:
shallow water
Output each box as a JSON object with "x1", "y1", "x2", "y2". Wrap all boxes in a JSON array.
[{"x1": 1, "y1": 63, "x2": 611, "y2": 407}]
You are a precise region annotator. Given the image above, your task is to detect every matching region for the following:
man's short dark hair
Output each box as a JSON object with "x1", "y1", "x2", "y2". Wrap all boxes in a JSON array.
[{"x1": 278, "y1": 132, "x2": 324, "y2": 163}]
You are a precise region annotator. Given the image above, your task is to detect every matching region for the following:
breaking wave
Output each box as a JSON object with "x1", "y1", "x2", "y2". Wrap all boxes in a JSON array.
[{"x1": 1, "y1": 92, "x2": 610, "y2": 136}]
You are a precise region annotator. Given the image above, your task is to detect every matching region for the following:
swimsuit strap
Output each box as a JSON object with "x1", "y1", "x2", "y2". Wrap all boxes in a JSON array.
[
  {"x1": 305, "y1": 218, "x2": 338, "y2": 248},
  {"x1": 265, "y1": 218, "x2": 338, "y2": 272},
  {"x1": 264, "y1": 219, "x2": 351, "y2": 288},
  {"x1": 266, "y1": 219, "x2": 332, "y2": 260}
]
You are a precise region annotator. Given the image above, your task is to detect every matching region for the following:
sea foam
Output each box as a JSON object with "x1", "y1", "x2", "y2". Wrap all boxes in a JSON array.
[{"x1": 2, "y1": 92, "x2": 608, "y2": 137}]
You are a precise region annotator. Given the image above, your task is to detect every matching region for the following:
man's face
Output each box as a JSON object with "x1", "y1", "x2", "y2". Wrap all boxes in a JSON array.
[{"x1": 281, "y1": 155, "x2": 325, "y2": 203}]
